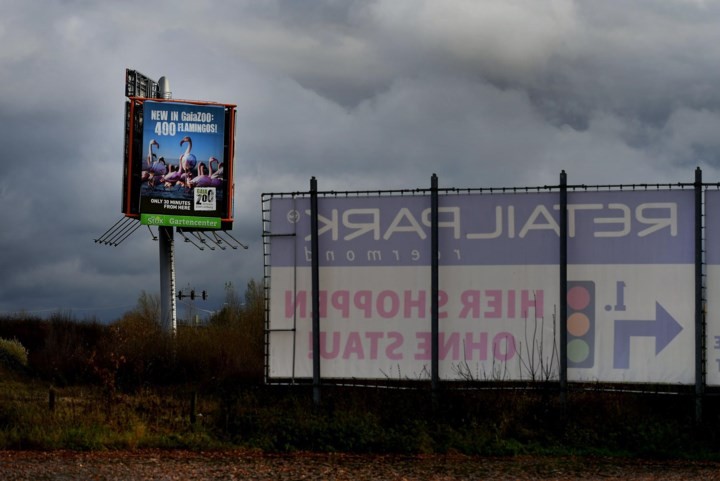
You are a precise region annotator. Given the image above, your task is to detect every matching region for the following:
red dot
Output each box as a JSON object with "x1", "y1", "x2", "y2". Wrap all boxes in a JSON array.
[{"x1": 567, "y1": 286, "x2": 590, "y2": 310}]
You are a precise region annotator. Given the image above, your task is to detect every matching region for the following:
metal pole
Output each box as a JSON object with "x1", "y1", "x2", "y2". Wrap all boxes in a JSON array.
[
  {"x1": 559, "y1": 170, "x2": 568, "y2": 402},
  {"x1": 431, "y1": 174, "x2": 439, "y2": 396},
  {"x1": 695, "y1": 166, "x2": 704, "y2": 424},
  {"x1": 310, "y1": 177, "x2": 321, "y2": 406},
  {"x1": 158, "y1": 76, "x2": 177, "y2": 335},
  {"x1": 159, "y1": 226, "x2": 176, "y2": 335}
]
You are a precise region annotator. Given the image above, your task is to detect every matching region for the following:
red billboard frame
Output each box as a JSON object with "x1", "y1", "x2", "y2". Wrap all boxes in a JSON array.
[{"x1": 122, "y1": 97, "x2": 237, "y2": 229}]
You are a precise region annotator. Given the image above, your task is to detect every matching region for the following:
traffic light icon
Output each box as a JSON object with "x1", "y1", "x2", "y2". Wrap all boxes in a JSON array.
[
  {"x1": 177, "y1": 289, "x2": 208, "y2": 300},
  {"x1": 189, "y1": 290, "x2": 208, "y2": 300},
  {"x1": 567, "y1": 281, "x2": 595, "y2": 368}
]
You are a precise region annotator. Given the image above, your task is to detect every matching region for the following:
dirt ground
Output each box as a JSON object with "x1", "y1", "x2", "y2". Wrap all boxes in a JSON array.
[{"x1": 2, "y1": 450, "x2": 720, "y2": 480}]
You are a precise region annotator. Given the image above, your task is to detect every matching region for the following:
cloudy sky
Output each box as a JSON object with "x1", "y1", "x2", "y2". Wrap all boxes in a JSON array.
[{"x1": 2, "y1": 0, "x2": 720, "y2": 323}]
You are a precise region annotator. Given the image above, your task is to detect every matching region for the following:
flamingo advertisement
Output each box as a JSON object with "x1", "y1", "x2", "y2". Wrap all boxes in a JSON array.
[{"x1": 138, "y1": 100, "x2": 227, "y2": 228}]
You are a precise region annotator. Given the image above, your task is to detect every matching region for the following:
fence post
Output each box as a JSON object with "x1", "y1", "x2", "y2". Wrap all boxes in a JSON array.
[
  {"x1": 310, "y1": 176, "x2": 321, "y2": 406},
  {"x1": 190, "y1": 391, "x2": 197, "y2": 425},
  {"x1": 695, "y1": 167, "x2": 704, "y2": 424},
  {"x1": 431, "y1": 174, "x2": 440, "y2": 402},
  {"x1": 559, "y1": 170, "x2": 568, "y2": 404},
  {"x1": 48, "y1": 387, "x2": 56, "y2": 412}
]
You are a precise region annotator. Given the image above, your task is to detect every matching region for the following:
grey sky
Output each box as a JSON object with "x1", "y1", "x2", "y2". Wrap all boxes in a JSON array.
[{"x1": 1, "y1": 0, "x2": 719, "y2": 321}]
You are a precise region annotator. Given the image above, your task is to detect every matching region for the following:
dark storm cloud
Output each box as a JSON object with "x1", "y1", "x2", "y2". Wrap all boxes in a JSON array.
[{"x1": 2, "y1": 0, "x2": 720, "y2": 320}]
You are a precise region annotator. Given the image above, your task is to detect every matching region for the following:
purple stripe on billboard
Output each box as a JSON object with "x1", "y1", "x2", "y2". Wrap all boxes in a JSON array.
[
  {"x1": 567, "y1": 190, "x2": 693, "y2": 265},
  {"x1": 269, "y1": 190, "x2": 694, "y2": 267}
]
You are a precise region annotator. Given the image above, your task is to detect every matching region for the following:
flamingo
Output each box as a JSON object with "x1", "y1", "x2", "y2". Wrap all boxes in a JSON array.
[
  {"x1": 152, "y1": 157, "x2": 167, "y2": 176},
  {"x1": 179, "y1": 136, "x2": 197, "y2": 173},
  {"x1": 147, "y1": 139, "x2": 159, "y2": 167},
  {"x1": 188, "y1": 162, "x2": 215, "y2": 187},
  {"x1": 160, "y1": 164, "x2": 183, "y2": 186},
  {"x1": 190, "y1": 157, "x2": 223, "y2": 187},
  {"x1": 208, "y1": 157, "x2": 224, "y2": 187},
  {"x1": 147, "y1": 158, "x2": 168, "y2": 187},
  {"x1": 142, "y1": 139, "x2": 161, "y2": 181},
  {"x1": 210, "y1": 157, "x2": 224, "y2": 180}
]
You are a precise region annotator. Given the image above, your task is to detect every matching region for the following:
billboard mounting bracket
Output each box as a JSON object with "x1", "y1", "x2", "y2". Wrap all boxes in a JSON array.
[
  {"x1": 94, "y1": 216, "x2": 141, "y2": 247},
  {"x1": 177, "y1": 229, "x2": 248, "y2": 251}
]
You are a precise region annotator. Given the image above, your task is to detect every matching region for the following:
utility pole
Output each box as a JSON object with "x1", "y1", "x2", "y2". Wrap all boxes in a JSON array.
[{"x1": 157, "y1": 76, "x2": 177, "y2": 335}]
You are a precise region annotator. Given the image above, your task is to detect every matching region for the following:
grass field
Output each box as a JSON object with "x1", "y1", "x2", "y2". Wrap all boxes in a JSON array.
[{"x1": 2, "y1": 285, "x2": 720, "y2": 457}]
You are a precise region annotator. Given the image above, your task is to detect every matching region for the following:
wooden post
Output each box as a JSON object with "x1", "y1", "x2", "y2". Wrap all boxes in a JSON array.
[
  {"x1": 49, "y1": 387, "x2": 56, "y2": 412},
  {"x1": 190, "y1": 391, "x2": 197, "y2": 425}
]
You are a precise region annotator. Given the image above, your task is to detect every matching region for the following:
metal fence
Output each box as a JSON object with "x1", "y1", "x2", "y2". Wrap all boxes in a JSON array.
[{"x1": 262, "y1": 169, "x2": 718, "y2": 419}]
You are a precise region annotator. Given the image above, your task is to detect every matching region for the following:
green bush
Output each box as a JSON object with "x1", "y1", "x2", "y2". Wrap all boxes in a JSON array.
[
  {"x1": 5, "y1": 279, "x2": 720, "y2": 456},
  {"x1": 0, "y1": 337, "x2": 28, "y2": 370}
]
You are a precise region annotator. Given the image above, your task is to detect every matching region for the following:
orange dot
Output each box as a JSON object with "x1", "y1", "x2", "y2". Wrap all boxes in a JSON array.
[{"x1": 568, "y1": 313, "x2": 590, "y2": 337}]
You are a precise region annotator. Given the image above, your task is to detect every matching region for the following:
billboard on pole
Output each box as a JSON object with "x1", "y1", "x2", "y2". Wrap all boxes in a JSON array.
[
  {"x1": 122, "y1": 98, "x2": 236, "y2": 229},
  {"x1": 266, "y1": 190, "x2": 695, "y2": 384}
]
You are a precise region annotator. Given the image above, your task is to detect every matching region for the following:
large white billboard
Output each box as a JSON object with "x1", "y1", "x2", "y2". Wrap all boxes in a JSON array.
[
  {"x1": 704, "y1": 189, "x2": 720, "y2": 386},
  {"x1": 267, "y1": 190, "x2": 695, "y2": 384}
]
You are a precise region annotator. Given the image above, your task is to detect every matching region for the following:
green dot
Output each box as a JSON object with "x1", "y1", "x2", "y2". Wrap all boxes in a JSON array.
[{"x1": 568, "y1": 339, "x2": 590, "y2": 364}]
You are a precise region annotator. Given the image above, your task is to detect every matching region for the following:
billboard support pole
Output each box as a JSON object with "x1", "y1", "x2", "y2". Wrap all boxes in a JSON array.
[
  {"x1": 431, "y1": 174, "x2": 440, "y2": 400},
  {"x1": 559, "y1": 170, "x2": 568, "y2": 404},
  {"x1": 158, "y1": 76, "x2": 177, "y2": 336},
  {"x1": 695, "y1": 166, "x2": 704, "y2": 424},
  {"x1": 310, "y1": 177, "x2": 321, "y2": 406},
  {"x1": 159, "y1": 226, "x2": 177, "y2": 335}
]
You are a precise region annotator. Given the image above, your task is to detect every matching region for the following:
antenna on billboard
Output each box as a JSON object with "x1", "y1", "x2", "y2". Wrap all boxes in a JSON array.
[{"x1": 158, "y1": 76, "x2": 172, "y2": 99}]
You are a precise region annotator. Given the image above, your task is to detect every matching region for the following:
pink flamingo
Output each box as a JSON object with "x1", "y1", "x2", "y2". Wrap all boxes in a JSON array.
[
  {"x1": 188, "y1": 162, "x2": 214, "y2": 187},
  {"x1": 160, "y1": 164, "x2": 183, "y2": 186},
  {"x1": 142, "y1": 139, "x2": 161, "y2": 181},
  {"x1": 210, "y1": 157, "x2": 224, "y2": 181},
  {"x1": 209, "y1": 159, "x2": 223, "y2": 187},
  {"x1": 190, "y1": 158, "x2": 223, "y2": 188},
  {"x1": 179, "y1": 136, "x2": 197, "y2": 173}
]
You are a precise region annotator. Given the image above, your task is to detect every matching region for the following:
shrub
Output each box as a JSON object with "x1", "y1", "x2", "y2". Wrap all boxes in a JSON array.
[{"x1": 0, "y1": 337, "x2": 28, "y2": 369}]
